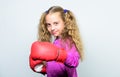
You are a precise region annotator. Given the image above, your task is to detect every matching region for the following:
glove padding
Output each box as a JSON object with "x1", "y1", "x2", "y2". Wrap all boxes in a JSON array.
[
  {"x1": 31, "y1": 41, "x2": 67, "y2": 63},
  {"x1": 29, "y1": 55, "x2": 46, "y2": 75}
]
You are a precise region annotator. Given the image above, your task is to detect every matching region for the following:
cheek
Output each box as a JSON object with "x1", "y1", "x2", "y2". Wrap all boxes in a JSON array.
[
  {"x1": 47, "y1": 27, "x2": 51, "y2": 32},
  {"x1": 59, "y1": 25, "x2": 65, "y2": 31}
]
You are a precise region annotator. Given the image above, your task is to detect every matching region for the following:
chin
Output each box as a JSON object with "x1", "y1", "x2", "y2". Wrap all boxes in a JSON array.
[
  {"x1": 53, "y1": 34, "x2": 59, "y2": 37},
  {"x1": 52, "y1": 33, "x2": 60, "y2": 37},
  {"x1": 53, "y1": 35, "x2": 58, "y2": 37}
]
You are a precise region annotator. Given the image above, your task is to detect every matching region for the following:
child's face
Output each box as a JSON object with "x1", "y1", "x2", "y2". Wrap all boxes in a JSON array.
[{"x1": 45, "y1": 12, "x2": 65, "y2": 37}]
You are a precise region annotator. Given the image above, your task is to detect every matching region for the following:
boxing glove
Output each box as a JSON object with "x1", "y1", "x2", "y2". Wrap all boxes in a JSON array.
[
  {"x1": 29, "y1": 54, "x2": 46, "y2": 75},
  {"x1": 30, "y1": 41, "x2": 67, "y2": 63}
]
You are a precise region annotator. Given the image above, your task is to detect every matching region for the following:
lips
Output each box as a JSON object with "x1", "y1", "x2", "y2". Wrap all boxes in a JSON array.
[
  {"x1": 52, "y1": 32, "x2": 57, "y2": 35},
  {"x1": 51, "y1": 31, "x2": 57, "y2": 35}
]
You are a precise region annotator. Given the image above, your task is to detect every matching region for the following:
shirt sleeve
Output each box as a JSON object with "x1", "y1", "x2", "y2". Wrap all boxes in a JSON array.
[
  {"x1": 53, "y1": 38, "x2": 80, "y2": 68},
  {"x1": 64, "y1": 43, "x2": 80, "y2": 68}
]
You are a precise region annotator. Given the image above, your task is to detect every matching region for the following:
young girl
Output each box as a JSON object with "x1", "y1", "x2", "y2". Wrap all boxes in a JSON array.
[{"x1": 29, "y1": 6, "x2": 84, "y2": 77}]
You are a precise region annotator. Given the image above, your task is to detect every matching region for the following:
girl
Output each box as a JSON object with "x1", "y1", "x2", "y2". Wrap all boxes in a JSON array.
[{"x1": 30, "y1": 6, "x2": 84, "y2": 77}]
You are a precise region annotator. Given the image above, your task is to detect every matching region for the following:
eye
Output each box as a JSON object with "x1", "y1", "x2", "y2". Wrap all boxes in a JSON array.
[
  {"x1": 46, "y1": 23, "x2": 51, "y2": 27},
  {"x1": 54, "y1": 22, "x2": 58, "y2": 25}
]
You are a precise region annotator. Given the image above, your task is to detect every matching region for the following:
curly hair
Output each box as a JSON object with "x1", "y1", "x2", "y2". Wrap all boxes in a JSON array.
[{"x1": 38, "y1": 6, "x2": 84, "y2": 61}]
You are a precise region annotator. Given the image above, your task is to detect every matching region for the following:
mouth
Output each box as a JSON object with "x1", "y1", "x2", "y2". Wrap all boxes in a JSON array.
[{"x1": 51, "y1": 31, "x2": 57, "y2": 35}]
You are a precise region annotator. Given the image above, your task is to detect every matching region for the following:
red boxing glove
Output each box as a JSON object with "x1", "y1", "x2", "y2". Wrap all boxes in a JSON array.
[
  {"x1": 31, "y1": 41, "x2": 67, "y2": 63},
  {"x1": 29, "y1": 54, "x2": 46, "y2": 75}
]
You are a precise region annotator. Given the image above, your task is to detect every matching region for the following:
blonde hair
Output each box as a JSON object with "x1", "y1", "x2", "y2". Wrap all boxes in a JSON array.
[{"x1": 38, "y1": 6, "x2": 84, "y2": 61}]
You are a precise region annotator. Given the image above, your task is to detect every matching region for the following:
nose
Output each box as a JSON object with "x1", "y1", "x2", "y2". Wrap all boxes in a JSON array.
[{"x1": 51, "y1": 25, "x2": 55, "y2": 31}]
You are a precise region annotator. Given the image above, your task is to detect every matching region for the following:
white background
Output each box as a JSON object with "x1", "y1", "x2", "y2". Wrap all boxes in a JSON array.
[{"x1": 0, "y1": 0, "x2": 120, "y2": 77}]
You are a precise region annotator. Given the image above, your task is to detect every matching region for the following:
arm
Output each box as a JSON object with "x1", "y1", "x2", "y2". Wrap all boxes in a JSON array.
[
  {"x1": 64, "y1": 43, "x2": 80, "y2": 68},
  {"x1": 53, "y1": 38, "x2": 80, "y2": 67}
]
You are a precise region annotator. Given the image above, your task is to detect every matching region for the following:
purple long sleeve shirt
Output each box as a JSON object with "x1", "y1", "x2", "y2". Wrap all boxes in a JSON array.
[{"x1": 46, "y1": 38, "x2": 80, "y2": 77}]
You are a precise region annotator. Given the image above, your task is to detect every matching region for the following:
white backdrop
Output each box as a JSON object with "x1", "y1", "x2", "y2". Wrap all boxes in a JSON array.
[{"x1": 0, "y1": 0, "x2": 120, "y2": 77}]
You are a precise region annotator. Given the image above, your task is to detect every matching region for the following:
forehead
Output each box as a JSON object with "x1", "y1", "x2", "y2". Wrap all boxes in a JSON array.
[{"x1": 45, "y1": 12, "x2": 62, "y2": 22}]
